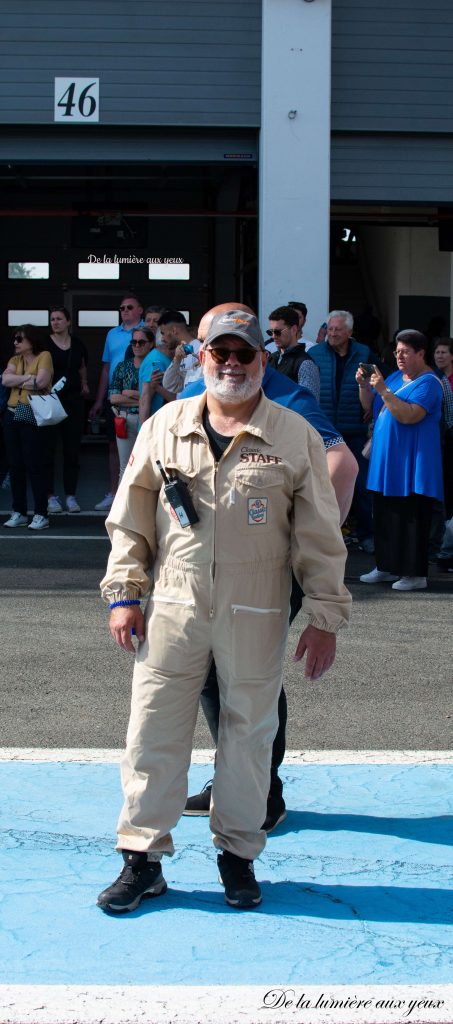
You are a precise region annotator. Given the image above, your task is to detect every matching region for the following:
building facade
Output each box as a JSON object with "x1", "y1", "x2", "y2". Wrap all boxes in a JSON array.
[{"x1": 1, "y1": 0, "x2": 452, "y2": 381}]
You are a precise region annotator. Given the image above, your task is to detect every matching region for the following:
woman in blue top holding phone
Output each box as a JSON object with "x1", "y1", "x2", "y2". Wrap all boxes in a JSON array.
[{"x1": 356, "y1": 330, "x2": 443, "y2": 591}]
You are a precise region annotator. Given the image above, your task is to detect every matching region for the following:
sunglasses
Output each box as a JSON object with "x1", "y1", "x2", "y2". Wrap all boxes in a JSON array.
[
  {"x1": 132, "y1": 339, "x2": 147, "y2": 346},
  {"x1": 266, "y1": 328, "x2": 285, "y2": 338},
  {"x1": 207, "y1": 346, "x2": 257, "y2": 365},
  {"x1": 13, "y1": 335, "x2": 24, "y2": 342},
  {"x1": 120, "y1": 304, "x2": 135, "y2": 311}
]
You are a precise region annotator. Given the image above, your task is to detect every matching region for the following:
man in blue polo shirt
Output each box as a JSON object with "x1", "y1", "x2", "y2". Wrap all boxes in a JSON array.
[
  {"x1": 89, "y1": 293, "x2": 145, "y2": 511},
  {"x1": 180, "y1": 303, "x2": 358, "y2": 830}
]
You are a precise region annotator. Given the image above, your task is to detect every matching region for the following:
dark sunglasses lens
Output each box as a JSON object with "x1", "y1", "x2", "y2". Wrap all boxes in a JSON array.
[
  {"x1": 209, "y1": 347, "x2": 256, "y2": 365},
  {"x1": 266, "y1": 329, "x2": 281, "y2": 337},
  {"x1": 132, "y1": 340, "x2": 145, "y2": 346},
  {"x1": 120, "y1": 304, "x2": 134, "y2": 311},
  {"x1": 14, "y1": 335, "x2": 23, "y2": 342}
]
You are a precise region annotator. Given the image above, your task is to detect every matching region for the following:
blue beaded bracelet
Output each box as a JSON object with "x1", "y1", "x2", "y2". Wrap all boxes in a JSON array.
[{"x1": 109, "y1": 599, "x2": 141, "y2": 610}]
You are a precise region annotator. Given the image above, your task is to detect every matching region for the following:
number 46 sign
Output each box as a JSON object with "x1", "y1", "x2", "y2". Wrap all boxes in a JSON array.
[{"x1": 54, "y1": 78, "x2": 99, "y2": 122}]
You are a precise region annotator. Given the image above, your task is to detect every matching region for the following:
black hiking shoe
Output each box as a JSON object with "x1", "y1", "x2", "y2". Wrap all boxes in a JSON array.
[
  {"x1": 262, "y1": 793, "x2": 287, "y2": 833},
  {"x1": 183, "y1": 781, "x2": 212, "y2": 816},
  {"x1": 262, "y1": 770, "x2": 287, "y2": 832},
  {"x1": 217, "y1": 850, "x2": 262, "y2": 908},
  {"x1": 97, "y1": 850, "x2": 167, "y2": 913}
]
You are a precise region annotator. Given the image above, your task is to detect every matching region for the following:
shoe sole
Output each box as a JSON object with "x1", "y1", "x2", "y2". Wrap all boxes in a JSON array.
[
  {"x1": 360, "y1": 576, "x2": 398, "y2": 583},
  {"x1": 28, "y1": 525, "x2": 49, "y2": 531},
  {"x1": 392, "y1": 583, "x2": 427, "y2": 591},
  {"x1": 225, "y1": 894, "x2": 262, "y2": 908},
  {"x1": 4, "y1": 522, "x2": 28, "y2": 528},
  {"x1": 97, "y1": 878, "x2": 167, "y2": 913},
  {"x1": 264, "y1": 808, "x2": 287, "y2": 834},
  {"x1": 182, "y1": 808, "x2": 210, "y2": 816}
]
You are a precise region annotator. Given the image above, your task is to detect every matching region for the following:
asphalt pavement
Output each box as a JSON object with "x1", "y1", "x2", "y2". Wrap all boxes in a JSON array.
[{"x1": 0, "y1": 502, "x2": 451, "y2": 751}]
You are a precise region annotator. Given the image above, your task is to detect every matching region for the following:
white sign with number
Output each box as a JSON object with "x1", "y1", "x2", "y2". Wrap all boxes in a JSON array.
[{"x1": 54, "y1": 78, "x2": 99, "y2": 122}]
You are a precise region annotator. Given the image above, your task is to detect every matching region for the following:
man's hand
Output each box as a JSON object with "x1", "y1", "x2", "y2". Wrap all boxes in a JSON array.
[
  {"x1": 109, "y1": 606, "x2": 145, "y2": 653},
  {"x1": 173, "y1": 344, "x2": 186, "y2": 365},
  {"x1": 293, "y1": 624, "x2": 336, "y2": 680}
]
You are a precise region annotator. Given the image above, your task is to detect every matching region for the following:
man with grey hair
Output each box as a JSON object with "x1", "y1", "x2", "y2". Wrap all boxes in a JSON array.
[
  {"x1": 97, "y1": 309, "x2": 351, "y2": 913},
  {"x1": 310, "y1": 309, "x2": 377, "y2": 551}
]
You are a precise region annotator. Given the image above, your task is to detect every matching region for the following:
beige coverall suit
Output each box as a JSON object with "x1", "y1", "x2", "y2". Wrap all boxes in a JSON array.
[{"x1": 101, "y1": 392, "x2": 351, "y2": 861}]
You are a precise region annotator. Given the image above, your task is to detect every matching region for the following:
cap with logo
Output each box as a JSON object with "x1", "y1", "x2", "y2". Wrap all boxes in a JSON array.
[{"x1": 204, "y1": 310, "x2": 265, "y2": 351}]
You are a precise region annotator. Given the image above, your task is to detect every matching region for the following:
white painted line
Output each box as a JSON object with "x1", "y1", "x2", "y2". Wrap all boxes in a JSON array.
[
  {"x1": 282, "y1": 749, "x2": 453, "y2": 764},
  {"x1": 0, "y1": 984, "x2": 451, "y2": 1024},
  {"x1": 0, "y1": 748, "x2": 452, "y2": 764},
  {"x1": 0, "y1": 747, "x2": 215, "y2": 763}
]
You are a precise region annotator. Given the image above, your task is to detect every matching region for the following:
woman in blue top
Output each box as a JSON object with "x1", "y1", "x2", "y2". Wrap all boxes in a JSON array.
[
  {"x1": 356, "y1": 330, "x2": 443, "y2": 591},
  {"x1": 109, "y1": 328, "x2": 154, "y2": 482}
]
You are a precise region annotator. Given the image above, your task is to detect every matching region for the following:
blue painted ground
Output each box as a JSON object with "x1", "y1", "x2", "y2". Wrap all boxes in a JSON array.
[{"x1": 1, "y1": 761, "x2": 452, "y2": 986}]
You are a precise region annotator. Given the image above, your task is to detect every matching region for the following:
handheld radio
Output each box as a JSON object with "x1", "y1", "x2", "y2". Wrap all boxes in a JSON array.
[{"x1": 157, "y1": 461, "x2": 199, "y2": 529}]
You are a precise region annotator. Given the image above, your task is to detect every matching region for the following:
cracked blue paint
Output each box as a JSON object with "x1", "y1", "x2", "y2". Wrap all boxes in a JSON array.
[{"x1": 0, "y1": 762, "x2": 451, "y2": 986}]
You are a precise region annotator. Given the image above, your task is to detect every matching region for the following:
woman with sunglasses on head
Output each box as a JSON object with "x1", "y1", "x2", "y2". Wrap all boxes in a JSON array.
[
  {"x1": 109, "y1": 327, "x2": 155, "y2": 481},
  {"x1": 45, "y1": 306, "x2": 89, "y2": 515},
  {"x1": 90, "y1": 294, "x2": 144, "y2": 512},
  {"x1": 2, "y1": 325, "x2": 53, "y2": 530}
]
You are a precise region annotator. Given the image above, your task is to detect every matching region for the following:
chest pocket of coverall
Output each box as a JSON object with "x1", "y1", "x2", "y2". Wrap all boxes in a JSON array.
[
  {"x1": 156, "y1": 448, "x2": 200, "y2": 530},
  {"x1": 233, "y1": 465, "x2": 286, "y2": 536}
]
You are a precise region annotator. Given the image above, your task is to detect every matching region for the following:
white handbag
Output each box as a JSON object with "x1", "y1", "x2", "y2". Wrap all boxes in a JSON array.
[{"x1": 28, "y1": 377, "x2": 68, "y2": 427}]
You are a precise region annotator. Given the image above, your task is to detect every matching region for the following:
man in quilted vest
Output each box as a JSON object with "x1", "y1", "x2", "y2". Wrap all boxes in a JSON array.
[{"x1": 310, "y1": 310, "x2": 376, "y2": 552}]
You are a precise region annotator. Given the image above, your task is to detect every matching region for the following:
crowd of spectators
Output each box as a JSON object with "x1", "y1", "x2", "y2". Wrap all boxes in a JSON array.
[{"x1": 1, "y1": 295, "x2": 452, "y2": 580}]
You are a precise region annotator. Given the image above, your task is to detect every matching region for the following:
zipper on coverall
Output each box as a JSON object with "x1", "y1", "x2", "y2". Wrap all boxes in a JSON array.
[{"x1": 208, "y1": 434, "x2": 244, "y2": 620}]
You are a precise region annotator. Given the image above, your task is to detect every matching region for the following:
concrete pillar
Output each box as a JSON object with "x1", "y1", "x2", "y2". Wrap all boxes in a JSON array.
[{"x1": 259, "y1": 0, "x2": 332, "y2": 340}]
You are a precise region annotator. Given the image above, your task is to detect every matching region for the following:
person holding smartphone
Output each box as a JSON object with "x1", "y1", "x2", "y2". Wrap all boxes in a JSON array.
[{"x1": 357, "y1": 330, "x2": 443, "y2": 591}]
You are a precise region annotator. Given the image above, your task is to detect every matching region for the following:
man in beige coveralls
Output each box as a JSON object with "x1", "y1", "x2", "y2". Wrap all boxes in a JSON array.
[{"x1": 97, "y1": 310, "x2": 351, "y2": 913}]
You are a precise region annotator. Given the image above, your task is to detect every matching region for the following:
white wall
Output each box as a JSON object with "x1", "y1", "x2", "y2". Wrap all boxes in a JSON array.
[{"x1": 259, "y1": 0, "x2": 331, "y2": 339}]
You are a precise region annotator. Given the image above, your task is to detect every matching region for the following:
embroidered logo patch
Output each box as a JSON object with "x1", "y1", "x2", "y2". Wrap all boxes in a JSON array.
[{"x1": 248, "y1": 497, "x2": 268, "y2": 525}]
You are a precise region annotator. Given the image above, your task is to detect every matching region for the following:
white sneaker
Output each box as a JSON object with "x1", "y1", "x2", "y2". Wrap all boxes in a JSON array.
[
  {"x1": 66, "y1": 496, "x2": 81, "y2": 513},
  {"x1": 360, "y1": 568, "x2": 398, "y2": 583},
  {"x1": 392, "y1": 576, "x2": 427, "y2": 591},
  {"x1": 28, "y1": 514, "x2": 49, "y2": 531},
  {"x1": 47, "y1": 495, "x2": 63, "y2": 514},
  {"x1": 95, "y1": 492, "x2": 113, "y2": 512},
  {"x1": 4, "y1": 512, "x2": 28, "y2": 528}
]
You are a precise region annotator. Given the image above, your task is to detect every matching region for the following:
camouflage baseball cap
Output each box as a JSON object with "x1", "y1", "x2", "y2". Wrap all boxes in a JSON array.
[{"x1": 204, "y1": 310, "x2": 265, "y2": 351}]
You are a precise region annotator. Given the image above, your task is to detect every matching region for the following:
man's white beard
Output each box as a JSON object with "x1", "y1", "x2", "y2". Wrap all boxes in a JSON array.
[{"x1": 203, "y1": 361, "x2": 264, "y2": 402}]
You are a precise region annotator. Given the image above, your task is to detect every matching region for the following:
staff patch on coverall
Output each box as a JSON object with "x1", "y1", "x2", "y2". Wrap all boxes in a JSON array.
[{"x1": 248, "y1": 497, "x2": 268, "y2": 525}]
